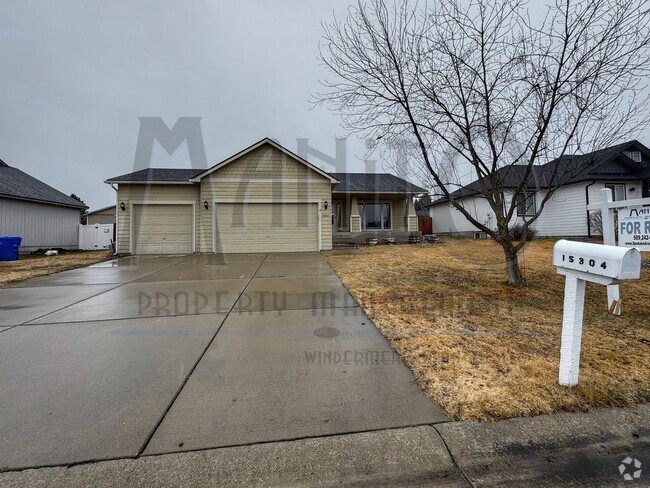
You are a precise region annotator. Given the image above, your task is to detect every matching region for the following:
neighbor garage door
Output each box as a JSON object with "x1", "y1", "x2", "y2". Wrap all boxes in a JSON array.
[
  {"x1": 215, "y1": 202, "x2": 318, "y2": 253},
  {"x1": 133, "y1": 204, "x2": 193, "y2": 254}
]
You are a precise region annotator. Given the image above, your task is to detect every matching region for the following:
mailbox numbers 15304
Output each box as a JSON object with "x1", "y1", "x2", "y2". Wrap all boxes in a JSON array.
[{"x1": 561, "y1": 254, "x2": 607, "y2": 269}]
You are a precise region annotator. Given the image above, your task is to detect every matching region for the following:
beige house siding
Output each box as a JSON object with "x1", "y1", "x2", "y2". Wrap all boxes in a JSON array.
[
  {"x1": 392, "y1": 197, "x2": 407, "y2": 232},
  {"x1": 114, "y1": 144, "x2": 426, "y2": 253},
  {"x1": 199, "y1": 144, "x2": 333, "y2": 252},
  {"x1": 116, "y1": 184, "x2": 200, "y2": 253},
  {"x1": 87, "y1": 208, "x2": 116, "y2": 225}
]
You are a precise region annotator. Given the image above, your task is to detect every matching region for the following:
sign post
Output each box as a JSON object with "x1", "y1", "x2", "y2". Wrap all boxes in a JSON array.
[
  {"x1": 587, "y1": 189, "x2": 650, "y2": 315},
  {"x1": 599, "y1": 189, "x2": 621, "y2": 314},
  {"x1": 553, "y1": 240, "x2": 641, "y2": 386}
]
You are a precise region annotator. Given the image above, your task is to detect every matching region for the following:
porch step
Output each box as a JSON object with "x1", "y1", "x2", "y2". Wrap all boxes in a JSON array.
[{"x1": 333, "y1": 238, "x2": 358, "y2": 249}]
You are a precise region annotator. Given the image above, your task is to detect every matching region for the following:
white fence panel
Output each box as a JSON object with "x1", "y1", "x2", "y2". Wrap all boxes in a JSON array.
[{"x1": 79, "y1": 224, "x2": 114, "y2": 251}]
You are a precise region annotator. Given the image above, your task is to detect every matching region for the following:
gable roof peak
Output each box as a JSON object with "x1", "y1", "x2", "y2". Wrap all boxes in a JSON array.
[{"x1": 190, "y1": 137, "x2": 339, "y2": 183}]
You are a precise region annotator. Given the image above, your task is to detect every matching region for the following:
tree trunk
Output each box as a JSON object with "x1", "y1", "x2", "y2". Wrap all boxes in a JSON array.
[{"x1": 501, "y1": 241, "x2": 524, "y2": 285}]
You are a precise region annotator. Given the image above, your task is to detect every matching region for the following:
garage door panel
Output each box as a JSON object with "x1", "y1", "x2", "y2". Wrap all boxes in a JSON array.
[
  {"x1": 134, "y1": 205, "x2": 193, "y2": 255},
  {"x1": 215, "y1": 203, "x2": 318, "y2": 253}
]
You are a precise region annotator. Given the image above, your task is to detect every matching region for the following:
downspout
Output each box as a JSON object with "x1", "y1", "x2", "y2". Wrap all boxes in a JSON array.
[
  {"x1": 109, "y1": 183, "x2": 118, "y2": 253},
  {"x1": 585, "y1": 180, "x2": 596, "y2": 238}
]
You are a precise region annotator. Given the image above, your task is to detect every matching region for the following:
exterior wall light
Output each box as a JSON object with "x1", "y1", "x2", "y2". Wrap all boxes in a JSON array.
[
  {"x1": 119, "y1": 202, "x2": 126, "y2": 211},
  {"x1": 204, "y1": 201, "x2": 209, "y2": 210},
  {"x1": 324, "y1": 201, "x2": 329, "y2": 210}
]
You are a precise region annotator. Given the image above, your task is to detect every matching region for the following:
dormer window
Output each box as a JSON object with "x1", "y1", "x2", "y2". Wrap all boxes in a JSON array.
[{"x1": 623, "y1": 151, "x2": 642, "y2": 162}]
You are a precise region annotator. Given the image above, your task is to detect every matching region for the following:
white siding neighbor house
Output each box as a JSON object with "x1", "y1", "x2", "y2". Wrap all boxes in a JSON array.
[
  {"x1": 427, "y1": 141, "x2": 650, "y2": 238},
  {"x1": 105, "y1": 138, "x2": 426, "y2": 255},
  {"x1": 0, "y1": 159, "x2": 86, "y2": 251}
]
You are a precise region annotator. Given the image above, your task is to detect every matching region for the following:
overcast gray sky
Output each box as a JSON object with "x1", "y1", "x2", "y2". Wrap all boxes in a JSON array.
[
  {"x1": 2, "y1": 1, "x2": 649, "y2": 211},
  {"x1": 1, "y1": 0, "x2": 368, "y2": 211}
]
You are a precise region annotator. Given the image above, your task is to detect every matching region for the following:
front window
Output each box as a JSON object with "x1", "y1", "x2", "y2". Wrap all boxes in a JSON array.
[
  {"x1": 605, "y1": 183, "x2": 626, "y2": 202},
  {"x1": 359, "y1": 202, "x2": 391, "y2": 230},
  {"x1": 516, "y1": 191, "x2": 536, "y2": 217}
]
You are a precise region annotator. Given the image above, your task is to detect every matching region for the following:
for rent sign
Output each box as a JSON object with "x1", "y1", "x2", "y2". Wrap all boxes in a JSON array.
[{"x1": 619, "y1": 206, "x2": 650, "y2": 249}]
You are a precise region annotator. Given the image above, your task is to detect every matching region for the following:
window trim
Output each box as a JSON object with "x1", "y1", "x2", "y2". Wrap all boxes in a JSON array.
[
  {"x1": 516, "y1": 191, "x2": 536, "y2": 217},
  {"x1": 623, "y1": 151, "x2": 642, "y2": 163},
  {"x1": 358, "y1": 201, "x2": 393, "y2": 230}
]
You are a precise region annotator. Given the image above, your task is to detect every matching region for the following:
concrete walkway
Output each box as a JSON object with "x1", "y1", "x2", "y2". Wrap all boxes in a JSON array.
[{"x1": 0, "y1": 253, "x2": 445, "y2": 471}]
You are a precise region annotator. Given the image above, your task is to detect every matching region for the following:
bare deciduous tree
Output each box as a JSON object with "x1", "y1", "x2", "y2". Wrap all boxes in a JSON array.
[{"x1": 316, "y1": 0, "x2": 650, "y2": 284}]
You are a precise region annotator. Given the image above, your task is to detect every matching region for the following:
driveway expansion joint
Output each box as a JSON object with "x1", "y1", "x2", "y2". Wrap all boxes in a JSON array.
[
  {"x1": 135, "y1": 253, "x2": 270, "y2": 456},
  {"x1": 433, "y1": 424, "x2": 476, "y2": 488}
]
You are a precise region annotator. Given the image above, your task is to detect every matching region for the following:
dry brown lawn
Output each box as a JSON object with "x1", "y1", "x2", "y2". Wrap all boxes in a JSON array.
[
  {"x1": 0, "y1": 251, "x2": 112, "y2": 287},
  {"x1": 325, "y1": 238, "x2": 650, "y2": 421}
]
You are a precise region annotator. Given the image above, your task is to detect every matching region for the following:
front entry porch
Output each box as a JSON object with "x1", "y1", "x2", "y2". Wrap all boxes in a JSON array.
[{"x1": 331, "y1": 193, "x2": 420, "y2": 244}]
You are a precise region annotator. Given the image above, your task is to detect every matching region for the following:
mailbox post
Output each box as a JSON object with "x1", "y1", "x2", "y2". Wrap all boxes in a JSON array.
[{"x1": 552, "y1": 240, "x2": 641, "y2": 386}]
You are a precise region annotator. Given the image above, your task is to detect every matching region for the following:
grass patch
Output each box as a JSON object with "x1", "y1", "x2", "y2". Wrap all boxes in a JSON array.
[
  {"x1": 325, "y1": 238, "x2": 650, "y2": 421},
  {"x1": 0, "y1": 251, "x2": 112, "y2": 287}
]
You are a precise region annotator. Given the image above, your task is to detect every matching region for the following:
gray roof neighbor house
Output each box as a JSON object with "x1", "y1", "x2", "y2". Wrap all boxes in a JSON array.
[
  {"x1": 428, "y1": 140, "x2": 650, "y2": 205},
  {"x1": 0, "y1": 158, "x2": 86, "y2": 251},
  {"x1": 0, "y1": 159, "x2": 86, "y2": 208}
]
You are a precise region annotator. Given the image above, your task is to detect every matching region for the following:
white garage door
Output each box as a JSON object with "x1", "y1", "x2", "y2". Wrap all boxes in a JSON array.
[
  {"x1": 133, "y1": 204, "x2": 193, "y2": 254},
  {"x1": 215, "y1": 202, "x2": 319, "y2": 253}
]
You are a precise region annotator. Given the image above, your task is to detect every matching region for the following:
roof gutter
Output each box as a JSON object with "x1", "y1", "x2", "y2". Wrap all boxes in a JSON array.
[
  {"x1": 0, "y1": 193, "x2": 87, "y2": 210},
  {"x1": 103, "y1": 180, "x2": 196, "y2": 185}
]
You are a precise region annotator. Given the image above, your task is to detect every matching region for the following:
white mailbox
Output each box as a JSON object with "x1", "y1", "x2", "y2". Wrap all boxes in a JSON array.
[
  {"x1": 553, "y1": 240, "x2": 641, "y2": 285},
  {"x1": 552, "y1": 240, "x2": 642, "y2": 387}
]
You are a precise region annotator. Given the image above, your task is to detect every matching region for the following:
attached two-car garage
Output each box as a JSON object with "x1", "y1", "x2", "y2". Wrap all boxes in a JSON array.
[{"x1": 132, "y1": 202, "x2": 319, "y2": 254}]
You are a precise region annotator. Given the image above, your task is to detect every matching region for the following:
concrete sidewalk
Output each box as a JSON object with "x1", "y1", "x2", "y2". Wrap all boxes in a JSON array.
[{"x1": 0, "y1": 405, "x2": 646, "y2": 487}]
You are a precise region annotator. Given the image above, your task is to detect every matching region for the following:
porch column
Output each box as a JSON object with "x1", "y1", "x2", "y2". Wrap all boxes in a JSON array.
[
  {"x1": 406, "y1": 196, "x2": 418, "y2": 232},
  {"x1": 350, "y1": 197, "x2": 361, "y2": 232}
]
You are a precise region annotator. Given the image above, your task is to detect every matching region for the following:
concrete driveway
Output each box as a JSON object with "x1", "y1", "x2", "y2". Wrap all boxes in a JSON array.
[{"x1": 0, "y1": 253, "x2": 445, "y2": 471}]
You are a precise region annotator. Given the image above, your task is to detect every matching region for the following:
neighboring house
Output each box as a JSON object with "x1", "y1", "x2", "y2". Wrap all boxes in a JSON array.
[
  {"x1": 0, "y1": 158, "x2": 87, "y2": 251},
  {"x1": 86, "y1": 205, "x2": 116, "y2": 225},
  {"x1": 105, "y1": 138, "x2": 426, "y2": 255},
  {"x1": 427, "y1": 140, "x2": 650, "y2": 237}
]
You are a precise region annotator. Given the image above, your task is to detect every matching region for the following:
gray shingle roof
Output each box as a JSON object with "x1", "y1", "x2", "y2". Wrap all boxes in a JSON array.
[
  {"x1": 105, "y1": 167, "x2": 427, "y2": 194},
  {"x1": 428, "y1": 140, "x2": 650, "y2": 205},
  {"x1": 105, "y1": 168, "x2": 204, "y2": 183},
  {"x1": 330, "y1": 173, "x2": 427, "y2": 193},
  {"x1": 0, "y1": 162, "x2": 87, "y2": 208}
]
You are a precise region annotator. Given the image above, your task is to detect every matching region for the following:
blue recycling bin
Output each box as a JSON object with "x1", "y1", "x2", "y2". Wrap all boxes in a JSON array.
[{"x1": 0, "y1": 236, "x2": 22, "y2": 261}]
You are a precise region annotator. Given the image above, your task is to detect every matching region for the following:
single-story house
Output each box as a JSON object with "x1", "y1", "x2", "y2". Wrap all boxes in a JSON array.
[
  {"x1": 105, "y1": 138, "x2": 426, "y2": 254},
  {"x1": 86, "y1": 205, "x2": 116, "y2": 225},
  {"x1": 427, "y1": 140, "x2": 650, "y2": 237},
  {"x1": 0, "y1": 158, "x2": 87, "y2": 251}
]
